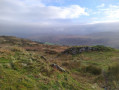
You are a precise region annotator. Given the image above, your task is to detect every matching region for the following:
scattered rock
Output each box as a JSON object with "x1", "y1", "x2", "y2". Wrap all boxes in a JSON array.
[
  {"x1": 41, "y1": 56, "x2": 47, "y2": 61},
  {"x1": 50, "y1": 63, "x2": 66, "y2": 72}
]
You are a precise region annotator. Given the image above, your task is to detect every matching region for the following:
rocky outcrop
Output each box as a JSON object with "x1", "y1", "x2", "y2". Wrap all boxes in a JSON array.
[
  {"x1": 50, "y1": 64, "x2": 66, "y2": 72},
  {"x1": 62, "y1": 45, "x2": 112, "y2": 55},
  {"x1": 62, "y1": 46, "x2": 93, "y2": 55}
]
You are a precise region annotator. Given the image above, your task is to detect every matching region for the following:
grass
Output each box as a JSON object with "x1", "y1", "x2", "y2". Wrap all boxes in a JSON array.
[
  {"x1": 72, "y1": 51, "x2": 119, "y2": 69},
  {"x1": 104, "y1": 63, "x2": 119, "y2": 89},
  {"x1": 81, "y1": 65, "x2": 102, "y2": 75},
  {"x1": 0, "y1": 57, "x2": 11, "y2": 63},
  {"x1": 0, "y1": 36, "x2": 119, "y2": 90},
  {"x1": 0, "y1": 45, "x2": 94, "y2": 90}
]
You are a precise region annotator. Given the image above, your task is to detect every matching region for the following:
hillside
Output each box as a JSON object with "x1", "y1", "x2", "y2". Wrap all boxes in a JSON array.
[{"x1": 0, "y1": 36, "x2": 119, "y2": 90}]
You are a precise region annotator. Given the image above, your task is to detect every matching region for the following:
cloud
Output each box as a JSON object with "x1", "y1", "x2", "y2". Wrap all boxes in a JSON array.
[
  {"x1": 97, "y1": 3, "x2": 105, "y2": 8},
  {"x1": 1, "y1": 0, "x2": 119, "y2": 26},
  {"x1": 0, "y1": 0, "x2": 88, "y2": 24},
  {"x1": 1, "y1": 20, "x2": 119, "y2": 38},
  {"x1": 92, "y1": 4, "x2": 119, "y2": 23},
  {"x1": 41, "y1": 0, "x2": 65, "y2": 5},
  {"x1": 104, "y1": 5, "x2": 119, "y2": 19}
]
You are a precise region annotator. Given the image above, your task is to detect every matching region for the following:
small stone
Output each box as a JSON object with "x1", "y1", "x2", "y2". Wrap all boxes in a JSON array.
[{"x1": 50, "y1": 63, "x2": 66, "y2": 72}]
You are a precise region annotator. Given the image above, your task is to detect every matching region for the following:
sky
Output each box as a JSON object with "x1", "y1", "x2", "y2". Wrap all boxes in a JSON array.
[
  {"x1": 1, "y1": 0, "x2": 119, "y2": 25},
  {"x1": 0, "y1": 0, "x2": 119, "y2": 36}
]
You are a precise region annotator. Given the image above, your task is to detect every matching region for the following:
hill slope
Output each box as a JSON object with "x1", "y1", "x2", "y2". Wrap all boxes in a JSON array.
[{"x1": 0, "y1": 36, "x2": 119, "y2": 90}]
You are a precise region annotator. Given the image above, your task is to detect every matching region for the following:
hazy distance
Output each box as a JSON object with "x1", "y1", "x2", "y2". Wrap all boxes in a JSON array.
[{"x1": 1, "y1": 0, "x2": 119, "y2": 48}]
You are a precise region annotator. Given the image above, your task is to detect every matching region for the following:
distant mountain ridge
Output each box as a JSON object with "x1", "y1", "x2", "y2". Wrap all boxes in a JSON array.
[{"x1": 27, "y1": 31, "x2": 119, "y2": 49}]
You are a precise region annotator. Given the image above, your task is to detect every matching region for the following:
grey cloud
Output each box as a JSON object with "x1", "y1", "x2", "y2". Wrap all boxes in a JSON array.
[{"x1": 0, "y1": 21, "x2": 119, "y2": 37}]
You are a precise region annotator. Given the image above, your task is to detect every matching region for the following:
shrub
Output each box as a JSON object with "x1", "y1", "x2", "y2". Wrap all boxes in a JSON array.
[{"x1": 82, "y1": 65, "x2": 102, "y2": 75}]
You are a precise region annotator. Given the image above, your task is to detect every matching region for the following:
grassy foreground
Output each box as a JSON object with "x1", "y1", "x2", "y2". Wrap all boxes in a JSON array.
[{"x1": 0, "y1": 36, "x2": 119, "y2": 90}]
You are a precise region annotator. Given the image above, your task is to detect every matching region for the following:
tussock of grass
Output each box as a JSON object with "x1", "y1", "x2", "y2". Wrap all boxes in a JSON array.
[
  {"x1": 104, "y1": 64, "x2": 119, "y2": 89},
  {"x1": 81, "y1": 65, "x2": 102, "y2": 75}
]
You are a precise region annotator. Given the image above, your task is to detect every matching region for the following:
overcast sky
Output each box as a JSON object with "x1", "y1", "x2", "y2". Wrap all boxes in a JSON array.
[{"x1": 0, "y1": 0, "x2": 119, "y2": 35}]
